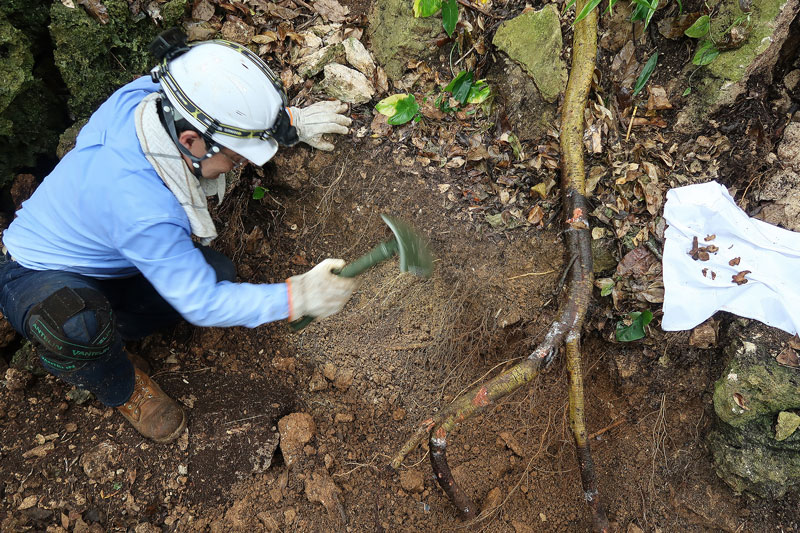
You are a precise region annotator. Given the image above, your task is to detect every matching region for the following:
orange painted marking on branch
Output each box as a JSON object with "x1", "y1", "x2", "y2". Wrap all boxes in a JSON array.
[
  {"x1": 435, "y1": 426, "x2": 447, "y2": 440},
  {"x1": 472, "y1": 386, "x2": 489, "y2": 407}
]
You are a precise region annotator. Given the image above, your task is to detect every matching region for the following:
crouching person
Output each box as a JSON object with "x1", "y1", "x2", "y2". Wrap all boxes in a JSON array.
[{"x1": 0, "y1": 30, "x2": 356, "y2": 443}]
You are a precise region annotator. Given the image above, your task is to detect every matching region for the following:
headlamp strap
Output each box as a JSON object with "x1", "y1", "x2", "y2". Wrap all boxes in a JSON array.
[{"x1": 157, "y1": 95, "x2": 218, "y2": 179}]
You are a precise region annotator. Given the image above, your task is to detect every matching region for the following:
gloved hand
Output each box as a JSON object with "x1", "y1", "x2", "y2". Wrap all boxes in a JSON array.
[
  {"x1": 288, "y1": 101, "x2": 352, "y2": 151},
  {"x1": 286, "y1": 258, "x2": 357, "y2": 321}
]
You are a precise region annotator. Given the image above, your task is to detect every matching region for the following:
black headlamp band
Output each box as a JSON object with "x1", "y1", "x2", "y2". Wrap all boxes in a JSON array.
[{"x1": 157, "y1": 96, "x2": 219, "y2": 179}]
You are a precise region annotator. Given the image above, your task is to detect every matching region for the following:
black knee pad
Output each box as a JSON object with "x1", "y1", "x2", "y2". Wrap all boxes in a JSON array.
[{"x1": 26, "y1": 287, "x2": 115, "y2": 371}]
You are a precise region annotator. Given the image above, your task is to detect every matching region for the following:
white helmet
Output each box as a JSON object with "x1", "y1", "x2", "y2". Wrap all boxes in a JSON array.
[{"x1": 150, "y1": 34, "x2": 297, "y2": 168}]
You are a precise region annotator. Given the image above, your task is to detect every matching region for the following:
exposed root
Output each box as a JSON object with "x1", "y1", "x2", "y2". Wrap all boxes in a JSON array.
[{"x1": 392, "y1": 0, "x2": 609, "y2": 528}]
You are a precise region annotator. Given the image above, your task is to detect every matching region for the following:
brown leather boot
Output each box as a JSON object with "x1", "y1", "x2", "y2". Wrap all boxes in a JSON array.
[{"x1": 117, "y1": 367, "x2": 186, "y2": 443}]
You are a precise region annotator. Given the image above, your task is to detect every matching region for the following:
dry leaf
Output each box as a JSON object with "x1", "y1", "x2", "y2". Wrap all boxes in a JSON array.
[
  {"x1": 646, "y1": 86, "x2": 672, "y2": 111},
  {"x1": 704, "y1": 234, "x2": 716, "y2": 241},
  {"x1": 78, "y1": 0, "x2": 110, "y2": 24},
  {"x1": 733, "y1": 393, "x2": 750, "y2": 410},
  {"x1": 777, "y1": 346, "x2": 800, "y2": 368},
  {"x1": 527, "y1": 205, "x2": 544, "y2": 225},
  {"x1": 789, "y1": 334, "x2": 800, "y2": 351},
  {"x1": 314, "y1": 0, "x2": 349, "y2": 22},
  {"x1": 732, "y1": 270, "x2": 751, "y2": 285},
  {"x1": 729, "y1": 257, "x2": 741, "y2": 266}
]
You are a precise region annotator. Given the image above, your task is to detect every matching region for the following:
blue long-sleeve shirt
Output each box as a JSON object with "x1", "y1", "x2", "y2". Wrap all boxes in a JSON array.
[{"x1": 3, "y1": 76, "x2": 289, "y2": 327}]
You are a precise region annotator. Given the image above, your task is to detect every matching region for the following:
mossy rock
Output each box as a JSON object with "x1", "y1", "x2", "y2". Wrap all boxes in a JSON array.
[
  {"x1": 676, "y1": 0, "x2": 799, "y2": 131},
  {"x1": 49, "y1": 0, "x2": 183, "y2": 118},
  {"x1": 708, "y1": 320, "x2": 800, "y2": 497},
  {"x1": 712, "y1": 323, "x2": 800, "y2": 427},
  {"x1": 492, "y1": 5, "x2": 567, "y2": 104},
  {"x1": 366, "y1": 0, "x2": 441, "y2": 82}
]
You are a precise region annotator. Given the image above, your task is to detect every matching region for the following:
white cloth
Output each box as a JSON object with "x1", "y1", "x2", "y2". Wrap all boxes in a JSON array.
[
  {"x1": 662, "y1": 181, "x2": 800, "y2": 335},
  {"x1": 134, "y1": 93, "x2": 224, "y2": 245}
]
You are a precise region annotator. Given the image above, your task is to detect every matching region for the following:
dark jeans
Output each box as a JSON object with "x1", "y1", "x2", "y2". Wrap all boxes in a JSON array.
[{"x1": 0, "y1": 247, "x2": 234, "y2": 406}]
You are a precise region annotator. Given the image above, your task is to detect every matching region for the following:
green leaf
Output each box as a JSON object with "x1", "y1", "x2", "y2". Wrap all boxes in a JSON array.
[
  {"x1": 692, "y1": 40, "x2": 719, "y2": 66},
  {"x1": 442, "y1": 0, "x2": 458, "y2": 36},
  {"x1": 561, "y1": 0, "x2": 577, "y2": 16},
  {"x1": 573, "y1": 0, "x2": 603, "y2": 25},
  {"x1": 633, "y1": 52, "x2": 658, "y2": 96},
  {"x1": 630, "y1": 0, "x2": 657, "y2": 28},
  {"x1": 413, "y1": 0, "x2": 442, "y2": 17},
  {"x1": 643, "y1": 0, "x2": 658, "y2": 28},
  {"x1": 684, "y1": 15, "x2": 710, "y2": 38},
  {"x1": 615, "y1": 310, "x2": 653, "y2": 342},
  {"x1": 682, "y1": 86, "x2": 692, "y2": 96},
  {"x1": 375, "y1": 94, "x2": 419, "y2": 125},
  {"x1": 466, "y1": 79, "x2": 491, "y2": 104},
  {"x1": 445, "y1": 70, "x2": 474, "y2": 104},
  {"x1": 376, "y1": 94, "x2": 409, "y2": 115},
  {"x1": 252, "y1": 186, "x2": 267, "y2": 200},
  {"x1": 596, "y1": 278, "x2": 615, "y2": 296}
]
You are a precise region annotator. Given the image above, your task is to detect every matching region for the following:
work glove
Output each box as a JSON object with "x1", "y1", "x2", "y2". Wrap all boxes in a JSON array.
[
  {"x1": 288, "y1": 101, "x2": 352, "y2": 151},
  {"x1": 286, "y1": 258, "x2": 357, "y2": 321}
]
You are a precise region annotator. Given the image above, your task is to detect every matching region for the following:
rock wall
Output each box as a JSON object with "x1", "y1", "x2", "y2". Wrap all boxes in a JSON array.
[{"x1": 709, "y1": 320, "x2": 800, "y2": 497}]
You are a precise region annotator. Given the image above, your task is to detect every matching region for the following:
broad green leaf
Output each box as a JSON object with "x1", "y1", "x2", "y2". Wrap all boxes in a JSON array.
[
  {"x1": 466, "y1": 80, "x2": 491, "y2": 104},
  {"x1": 633, "y1": 52, "x2": 658, "y2": 96},
  {"x1": 375, "y1": 94, "x2": 410, "y2": 115},
  {"x1": 413, "y1": 0, "x2": 441, "y2": 17},
  {"x1": 252, "y1": 186, "x2": 267, "y2": 200},
  {"x1": 389, "y1": 94, "x2": 420, "y2": 125},
  {"x1": 445, "y1": 70, "x2": 474, "y2": 104},
  {"x1": 682, "y1": 86, "x2": 692, "y2": 96},
  {"x1": 573, "y1": 0, "x2": 603, "y2": 25},
  {"x1": 684, "y1": 15, "x2": 710, "y2": 38},
  {"x1": 692, "y1": 40, "x2": 719, "y2": 66},
  {"x1": 615, "y1": 310, "x2": 653, "y2": 342},
  {"x1": 442, "y1": 0, "x2": 458, "y2": 36}
]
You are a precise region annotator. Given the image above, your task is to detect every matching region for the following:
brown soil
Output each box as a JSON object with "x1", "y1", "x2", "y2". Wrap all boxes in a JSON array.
[{"x1": 3, "y1": 2, "x2": 800, "y2": 532}]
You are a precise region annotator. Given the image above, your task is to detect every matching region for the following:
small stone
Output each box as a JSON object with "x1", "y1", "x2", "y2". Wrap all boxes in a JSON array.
[
  {"x1": 399, "y1": 470, "x2": 425, "y2": 493},
  {"x1": 334, "y1": 412, "x2": 354, "y2": 423},
  {"x1": 272, "y1": 357, "x2": 296, "y2": 373},
  {"x1": 320, "y1": 63, "x2": 375, "y2": 105},
  {"x1": 4, "y1": 367, "x2": 32, "y2": 391},
  {"x1": 342, "y1": 37, "x2": 376, "y2": 78},
  {"x1": 333, "y1": 369, "x2": 354, "y2": 391},
  {"x1": 283, "y1": 508, "x2": 296, "y2": 525},
  {"x1": 689, "y1": 319, "x2": 718, "y2": 349},
  {"x1": 391, "y1": 408, "x2": 406, "y2": 421},
  {"x1": 80, "y1": 441, "x2": 120, "y2": 483},
  {"x1": 304, "y1": 469, "x2": 343, "y2": 518},
  {"x1": 482, "y1": 487, "x2": 502, "y2": 513},
  {"x1": 23, "y1": 441, "x2": 55, "y2": 459},
  {"x1": 278, "y1": 412, "x2": 316, "y2": 467},
  {"x1": 308, "y1": 372, "x2": 328, "y2": 392},
  {"x1": 322, "y1": 363, "x2": 337, "y2": 381},
  {"x1": 499, "y1": 431, "x2": 525, "y2": 457}
]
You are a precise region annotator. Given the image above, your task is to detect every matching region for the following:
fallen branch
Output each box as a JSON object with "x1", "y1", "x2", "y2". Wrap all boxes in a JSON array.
[{"x1": 392, "y1": 0, "x2": 609, "y2": 529}]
